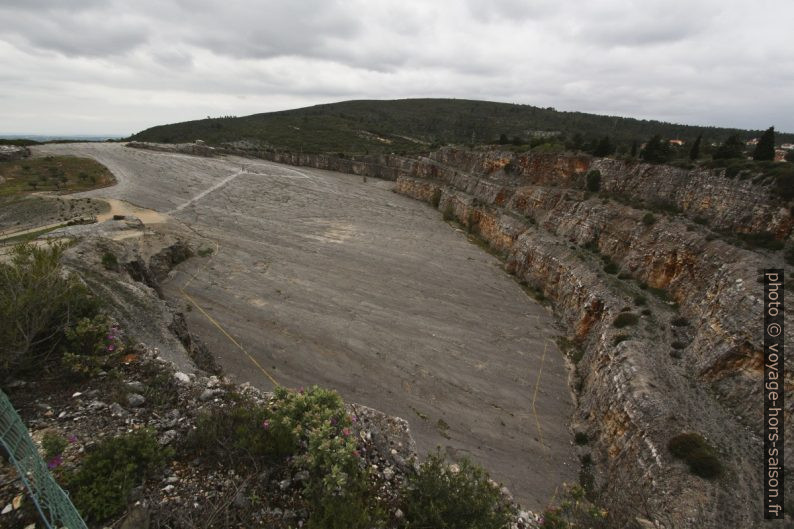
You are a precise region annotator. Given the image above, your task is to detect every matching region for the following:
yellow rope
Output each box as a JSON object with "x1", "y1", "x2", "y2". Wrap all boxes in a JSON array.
[{"x1": 178, "y1": 239, "x2": 280, "y2": 387}]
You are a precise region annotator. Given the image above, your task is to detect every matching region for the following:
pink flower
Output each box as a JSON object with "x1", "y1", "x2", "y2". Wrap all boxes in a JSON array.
[
  {"x1": 47, "y1": 455, "x2": 63, "y2": 469},
  {"x1": 353, "y1": 450, "x2": 360, "y2": 458},
  {"x1": 262, "y1": 420, "x2": 270, "y2": 430},
  {"x1": 342, "y1": 427, "x2": 350, "y2": 437},
  {"x1": 67, "y1": 435, "x2": 77, "y2": 444},
  {"x1": 350, "y1": 416, "x2": 357, "y2": 423},
  {"x1": 107, "y1": 344, "x2": 115, "y2": 352}
]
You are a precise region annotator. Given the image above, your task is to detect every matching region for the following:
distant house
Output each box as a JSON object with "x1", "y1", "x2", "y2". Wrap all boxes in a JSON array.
[
  {"x1": 746, "y1": 138, "x2": 759, "y2": 146},
  {"x1": 195, "y1": 139, "x2": 206, "y2": 145},
  {"x1": 781, "y1": 143, "x2": 794, "y2": 150},
  {"x1": 775, "y1": 149, "x2": 787, "y2": 162},
  {"x1": 668, "y1": 139, "x2": 684, "y2": 146}
]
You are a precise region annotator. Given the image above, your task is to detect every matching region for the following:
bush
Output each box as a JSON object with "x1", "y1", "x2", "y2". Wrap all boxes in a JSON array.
[
  {"x1": 737, "y1": 231, "x2": 785, "y2": 251},
  {"x1": 442, "y1": 203, "x2": 455, "y2": 221},
  {"x1": 191, "y1": 386, "x2": 382, "y2": 528},
  {"x1": 42, "y1": 432, "x2": 68, "y2": 460},
  {"x1": 0, "y1": 243, "x2": 99, "y2": 378},
  {"x1": 101, "y1": 251, "x2": 118, "y2": 271},
  {"x1": 668, "y1": 433, "x2": 723, "y2": 479},
  {"x1": 574, "y1": 432, "x2": 589, "y2": 445},
  {"x1": 633, "y1": 295, "x2": 647, "y2": 306},
  {"x1": 671, "y1": 341, "x2": 686, "y2": 350},
  {"x1": 603, "y1": 262, "x2": 619, "y2": 274},
  {"x1": 62, "y1": 315, "x2": 124, "y2": 376},
  {"x1": 430, "y1": 189, "x2": 442, "y2": 208},
  {"x1": 64, "y1": 430, "x2": 171, "y2": 523},
  {"x1": 401, "y1": 451, "x2": 515, "y2": 529},
  {"x1": 671, "y1": 316, "x2": 690, "y2": 327},
  {"x1": 585, "y1": 170, "x2": 601, "y2": 192},
  {"x1": 540, "y1": 484, "x2": 609, "y2": 529},
  {"x1": 642, "y1": 213, "x2": 656, "y2": 226},
  {"x1": 613, "y1": 313, "x2": 639, "y2": 328}
]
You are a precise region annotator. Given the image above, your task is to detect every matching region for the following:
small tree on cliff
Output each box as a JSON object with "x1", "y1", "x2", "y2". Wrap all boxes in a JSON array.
[
  {"x1": 586, "y1": 170, "x2": 601, "y2": 192},
  {"x1": 593, "y1": 136, "x2": 616, "y2": 157},
  {"x1": 689, "y1": 135, "x2": 702, "y2": 161},
  {"x1": 753, "y1": 127, "x2": 776, "y2": 161},
  {"x1": 640, "y1": 135, "x2": 671, "y2": 164},
  {"x1": 630, "y1": 141, "x2": 638, "y2": 158},
  {"x1": 498, "y1": 134, "x2": 509, "y2": 145}
]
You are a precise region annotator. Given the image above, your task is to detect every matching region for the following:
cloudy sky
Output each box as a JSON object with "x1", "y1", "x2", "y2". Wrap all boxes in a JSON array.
[{"x1": 1, "y1": 0, "x2": 792, "y2": 136}]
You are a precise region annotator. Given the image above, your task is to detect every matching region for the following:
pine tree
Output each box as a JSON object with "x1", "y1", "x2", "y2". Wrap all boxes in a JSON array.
[
  {"x1": 753, "y1": 127, "x2": 775, "y2": 161},
  {"x1": 640, "y1": 135, "x2": 671, "y2": 163},
  {"x1": 593, "y1": 136, "x2": 615, "y2": 157},
  {"x1": 689, "y1": 135, "x2": 702, "y2": 161},
  {"x1": 498, "y1": 134, "x2": 509, "y2": 145},
  {"x1": 630, "y1": 141, "x2": 638, "y2": 158}
]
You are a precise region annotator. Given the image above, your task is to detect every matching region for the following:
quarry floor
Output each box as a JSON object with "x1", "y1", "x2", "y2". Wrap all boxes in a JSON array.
[{"x1": 34, "y1": 143, "x2": 577, "y2": 508}]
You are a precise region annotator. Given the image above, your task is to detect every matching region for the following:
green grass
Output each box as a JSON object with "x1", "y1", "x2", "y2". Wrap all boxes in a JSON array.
[
  {"x1": 0, "y1": 156, "x2": 114, "y2": 197},
  {"x1": 129, "y1": 98, "x2": 793, "y2": 155}
]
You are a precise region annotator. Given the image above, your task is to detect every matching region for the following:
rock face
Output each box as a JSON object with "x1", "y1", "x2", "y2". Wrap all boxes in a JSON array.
[
  {"x1": 122, "y1": 142, "x2": 792, "y2": 526},
  {"x1": 387, "y1": 148, "x2": 793, "y2": 528},
  {"x1": 0, "y1": 145, "x2": 31, "y2": 161}
]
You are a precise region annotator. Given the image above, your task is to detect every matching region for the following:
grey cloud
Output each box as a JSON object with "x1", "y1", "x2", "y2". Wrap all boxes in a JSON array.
[{"x1": 0, "y1": 0, "x2": 792, "y2": 135}]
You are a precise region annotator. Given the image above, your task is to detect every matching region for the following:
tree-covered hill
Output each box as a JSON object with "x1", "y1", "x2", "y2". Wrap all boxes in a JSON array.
[{"x1": 129, "y1": 98, "x2": 794, "y2": 155}]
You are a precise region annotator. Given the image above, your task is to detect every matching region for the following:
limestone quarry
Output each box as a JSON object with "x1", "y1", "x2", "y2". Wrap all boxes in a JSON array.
[{"x1": 2, "y1": 141, "x2": 790, "y2": 528}]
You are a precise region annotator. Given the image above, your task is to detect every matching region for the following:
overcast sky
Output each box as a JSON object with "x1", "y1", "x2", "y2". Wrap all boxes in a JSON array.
[{"x1": 1, "y1": 0, "x2": 792, "y2": 136}]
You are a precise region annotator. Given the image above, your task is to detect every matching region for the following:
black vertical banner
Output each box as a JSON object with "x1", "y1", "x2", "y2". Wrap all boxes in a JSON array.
[{"x1": 764, "y1": 269, "x2": 784, "y2": 519}]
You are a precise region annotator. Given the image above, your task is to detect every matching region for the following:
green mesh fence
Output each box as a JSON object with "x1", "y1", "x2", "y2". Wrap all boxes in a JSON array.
[{"x1": 0, "y1": 389, "x2": 87, "y2": 529}]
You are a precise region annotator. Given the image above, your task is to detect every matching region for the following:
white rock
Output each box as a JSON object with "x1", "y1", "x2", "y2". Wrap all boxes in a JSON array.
[{"x1": 174, "y1": 372, "x2": 191, "y2": 384}]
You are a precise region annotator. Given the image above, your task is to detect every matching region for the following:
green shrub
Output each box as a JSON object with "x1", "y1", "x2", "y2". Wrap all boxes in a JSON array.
[
  {"x1": 62, "y1": 315, "x2": 124, "y2": 376},
  {"x1": 540, "y1": 484, "x2": 608, "y2": 529},
  {"x1": 585, "y1": 170, "x2": 601, "y2": 192},
  {"x1": 556, "y1": 336, "x2": 584, "y2": 364},
  {"x1": 693, "y1": 215, "x2": 708, "y2": 225},
  {"x1": 101, "y1": 251, "x2": 118, "y2": 271},
  {"x1": 642, "y1": 213, "x2": 656, "y2": 226},
  {"x1": 603, "y1": 262, "x2": 619, "y2": 274},
  {"x1": 401, "y1": 451, "x2": 515, "y2": 529},
  {"x1": 574, "y1": 432, "x2": 589, "y2": 445},
  {"x1": 191, "y1": 386, "x2": 381, "y2": 527},
  {"x1": 641, "y1": 308, "x2": 652, "y2": 316},
  {"x1": 442, "y1": 202, "x2": 455, "y2": 221},
  {"x1": 668, "y1": 433, "x2": 723, "y2": 479},
  {"x1": 42, "y1": 432, "x2": 68, "y2": 460},
  {"x1": 191, "y1": 397, "x2": 290, "y2": 464},
  {"x1": 737, "y1": 231, "x2": 785, "y2": 251},
  {"x1": 633, "y1": 295, "x2": 647, "y2": 306},
  {"x1": 671, "y1": 316, "x2": 690, "y2": 327},
  {"x1": 613, "y1": 313, "x2": 639, "y2": 328},
  {"x1": 671, "y1": 341, "x2": 686, "y2": 350},
  {"x1": 617, "y1": 272, "x2": 632, "y2": 280},
  {"x1": 0, "y1": 243, "x2": 100, "y2": 378},
  {"x1": 64, "y1": 430, "x2": 171, "y2": 523},
  {"x1": 430, "y1": 189, "x2": 442, "y2": 208}
]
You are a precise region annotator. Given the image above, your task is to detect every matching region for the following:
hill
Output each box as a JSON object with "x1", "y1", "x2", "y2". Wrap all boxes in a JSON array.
[{"x1": 129, "y1": 98, "x2": 794, "y2": 155}]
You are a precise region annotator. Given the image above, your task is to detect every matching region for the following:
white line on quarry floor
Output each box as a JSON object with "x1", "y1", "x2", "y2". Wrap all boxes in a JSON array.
[{"x1": 168, "y1": 169, "x2": 245, "y2": 213}]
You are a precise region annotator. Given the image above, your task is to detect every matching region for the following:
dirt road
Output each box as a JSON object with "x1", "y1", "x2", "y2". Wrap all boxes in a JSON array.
[{"x1": 35, "y1": 143, "x2": 577, "y2": 508}]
